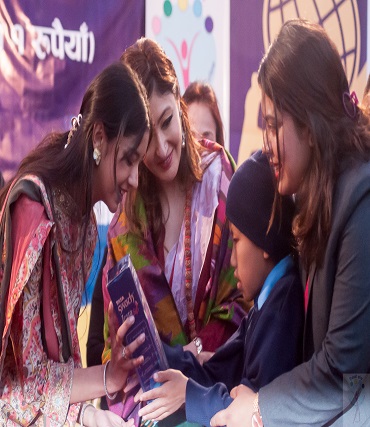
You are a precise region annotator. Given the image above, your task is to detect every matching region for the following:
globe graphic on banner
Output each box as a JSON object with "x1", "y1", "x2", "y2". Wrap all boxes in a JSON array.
[{"x1": 263, "y1": 0, "x2": 360, "y2": 87}]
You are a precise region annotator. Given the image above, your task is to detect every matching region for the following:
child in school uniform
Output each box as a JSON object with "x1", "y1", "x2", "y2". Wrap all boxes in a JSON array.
[{"x1": 135, "y1": 149, "x2": 305, "y2": 427}]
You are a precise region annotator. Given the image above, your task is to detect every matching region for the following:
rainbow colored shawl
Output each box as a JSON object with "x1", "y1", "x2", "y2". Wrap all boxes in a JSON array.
[{"x1": 102, "y1": 140, "x2": 247, "y2": 362}]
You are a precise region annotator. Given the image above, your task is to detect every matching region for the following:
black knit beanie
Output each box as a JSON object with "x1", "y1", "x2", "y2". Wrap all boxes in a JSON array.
[{"x1": 226, "y1": 150, "x2": 295, "y2": 263}]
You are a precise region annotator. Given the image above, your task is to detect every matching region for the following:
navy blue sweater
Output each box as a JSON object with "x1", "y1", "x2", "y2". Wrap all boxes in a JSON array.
[{"x1": 164, "y1": 266, "x2": 304, "y2": 426}]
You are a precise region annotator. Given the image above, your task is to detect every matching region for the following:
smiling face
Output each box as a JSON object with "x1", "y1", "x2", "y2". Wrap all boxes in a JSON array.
[
  {"x1": 187, "y1": 101, "x2": 217, "y2": 142},
  {"x1": 230, "y1": 223, "x2": 274, "y2": 303},
  {"x1": 143, "y1": 89, "x2": 183, "y2": 184},
  {"x1": 93, "y1": 129, "x2": 149, "y2": 212},
  {"x1": 261, "y1": 94, "x2": 312, "y2": 196}
]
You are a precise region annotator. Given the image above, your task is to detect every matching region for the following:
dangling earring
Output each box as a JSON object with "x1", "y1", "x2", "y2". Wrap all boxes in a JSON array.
[
  {"x1": 179, "y1": 108, "x2": 185, "y2": 148},
  {"x1": 93, "y1": 147, "x2": 101, "y2": 166}
]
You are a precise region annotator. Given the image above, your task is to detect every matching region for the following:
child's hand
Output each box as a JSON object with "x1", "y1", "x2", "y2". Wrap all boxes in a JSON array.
[{"x1": 137, "y1": 369, "x2": 188, "y2": 422}]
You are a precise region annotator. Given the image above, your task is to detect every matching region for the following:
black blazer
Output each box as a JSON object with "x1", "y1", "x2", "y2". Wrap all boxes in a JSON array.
[{"x1": 260, "y1": 159, "x2": 370, "y2": 426}]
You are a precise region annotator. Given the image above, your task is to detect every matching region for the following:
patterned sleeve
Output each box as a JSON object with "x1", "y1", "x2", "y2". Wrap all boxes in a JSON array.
[{"x1": 0, "y1": 195, "x2": 77, "y2": 426}]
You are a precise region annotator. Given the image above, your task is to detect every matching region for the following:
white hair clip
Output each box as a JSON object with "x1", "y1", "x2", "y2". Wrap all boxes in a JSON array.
[{"x1": 65, "y1": 114, "x2": 82, "y2": 149}]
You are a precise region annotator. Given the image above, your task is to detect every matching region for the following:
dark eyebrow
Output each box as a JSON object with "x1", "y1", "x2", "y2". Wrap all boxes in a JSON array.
[
  {"x1": 263, "y1": 114, "x2": 276, "y2": 121},
  {"x1": 158, "y1": 106, "x2": 172, "y2": 123},
  {"x1": 123, "y1": 145, "x2": 139, "y2": 160}
]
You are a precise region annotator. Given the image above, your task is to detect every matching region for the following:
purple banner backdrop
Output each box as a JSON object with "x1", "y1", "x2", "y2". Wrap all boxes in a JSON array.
[
  {"x1": 231, "y1": 0, "x2": 368, "y2": 164},
  {"x1": 0, "y1": 0, "x2": 145, "y2": 181}
]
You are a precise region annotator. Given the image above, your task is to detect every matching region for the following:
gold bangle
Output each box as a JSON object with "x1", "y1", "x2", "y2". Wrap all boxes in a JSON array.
[
  {"x1": 252, "y1": 392, "x2": 263, "y2": 427},
  {"x1": 104, "y1": 360, "x2": 118, "y2": 400},
  {"x1": 80, "y1": 403, "x2": 94, "y2": 427},
  {"x1": 253, "y1": 392, "x2": 259, "y2": 413}
]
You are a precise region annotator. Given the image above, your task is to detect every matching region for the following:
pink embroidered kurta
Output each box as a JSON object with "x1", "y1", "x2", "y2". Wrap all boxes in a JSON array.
[{"x1": 0, "y1": 175, "x2": 97, "y2": 426}]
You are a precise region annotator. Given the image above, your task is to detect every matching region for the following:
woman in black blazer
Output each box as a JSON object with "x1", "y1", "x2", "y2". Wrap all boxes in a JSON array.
[{"x1": 211, "y1": 19, "x2": 370, "y2": 427}]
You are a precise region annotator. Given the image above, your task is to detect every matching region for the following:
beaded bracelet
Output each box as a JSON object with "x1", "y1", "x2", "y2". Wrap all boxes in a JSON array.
[
  {"x1": 104, "y1": 360, "x2": 118, "y2": 400},
  {"x1": 251, "y1": 392, "x2": 263, "y2": 427},
  {"x1": 80, "y1": 403, "x2": 94, "y2": 427}
]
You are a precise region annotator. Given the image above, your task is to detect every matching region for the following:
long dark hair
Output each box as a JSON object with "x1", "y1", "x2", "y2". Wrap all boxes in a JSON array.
[
  {"x1": 0, "y1": 62, "x2": 150, "y2": 214},
  {"x1": 258, "y1": 19, "x2": 370, "y2": 268},
  {"x1": 120, "y1": 37, "x2": 203, "y2": 243},
  {"x1": 0, "y1": 62, "x2": 150, "y2": 283},
  {"x1": 183, "y1": 81, "x2": 225, "y2": 147}
]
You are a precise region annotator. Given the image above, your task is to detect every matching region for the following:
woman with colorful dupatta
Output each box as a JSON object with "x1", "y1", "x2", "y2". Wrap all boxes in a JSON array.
[
  {"x1": 100, "y1": 38, "x2": 248, "y2": 425},
  {"x1": 0, "y1": 62, "x2": 151, "y2": 427}
]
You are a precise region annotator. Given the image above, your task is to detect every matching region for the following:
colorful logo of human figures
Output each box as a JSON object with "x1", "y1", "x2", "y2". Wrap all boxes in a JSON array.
[{"x1": 150, "y1": 0, "x2": 216, "y2": 92}]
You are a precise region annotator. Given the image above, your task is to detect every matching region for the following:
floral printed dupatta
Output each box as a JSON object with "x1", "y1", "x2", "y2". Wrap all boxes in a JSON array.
[
  {"x1": 101, "y1": 141, "x2": 247, "y2": 427},
  {"x1": 102, "y1": 141, "x2": 246, "y2": 359}
]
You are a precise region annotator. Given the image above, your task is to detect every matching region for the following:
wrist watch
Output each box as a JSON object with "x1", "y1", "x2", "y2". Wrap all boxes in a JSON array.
[{"x1": 193, "y1": 336, "x2": 203, "y2": 354}]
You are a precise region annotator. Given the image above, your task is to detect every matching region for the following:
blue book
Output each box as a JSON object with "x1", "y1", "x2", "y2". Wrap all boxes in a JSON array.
[{"x1": 107, "y1": 254, "x2": 168, "y2": 392}]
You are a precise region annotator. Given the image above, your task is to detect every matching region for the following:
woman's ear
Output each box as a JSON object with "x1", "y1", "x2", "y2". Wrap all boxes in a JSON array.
[
  {"x1": 92, "y1": 122, "x2": 106, "y2": 152},
  {"x1": 302, "y1": 126, "x2": 313, "y2": 148},
  {"x1": 263, "y1": 251, "x2": 271, "y2": 260}
]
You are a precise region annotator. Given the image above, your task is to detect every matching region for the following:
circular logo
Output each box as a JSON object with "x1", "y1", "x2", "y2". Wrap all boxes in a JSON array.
[{"x1": 262, "y1": 0, "x2": 360, "y2": 87}]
